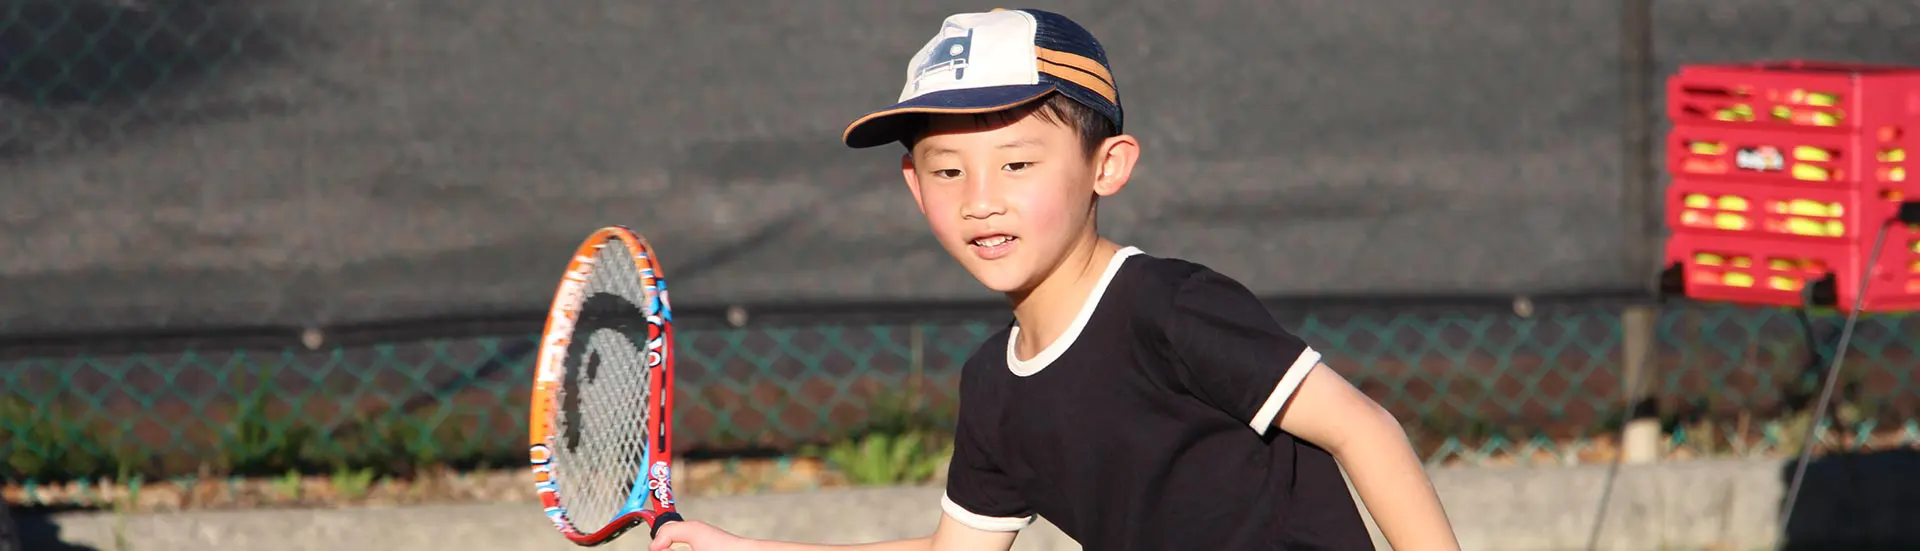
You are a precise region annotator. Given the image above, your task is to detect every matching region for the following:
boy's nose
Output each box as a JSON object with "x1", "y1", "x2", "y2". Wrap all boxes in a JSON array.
[{"x1": 961, "y1": 176, "x2": 1006, "y2": 219}]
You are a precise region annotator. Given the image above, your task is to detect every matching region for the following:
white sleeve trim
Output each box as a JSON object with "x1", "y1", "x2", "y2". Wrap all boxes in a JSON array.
[
  {"x1": 940, "y1": 492, "x2": 1034, "y2": 532},
  {"x1": 1250, "y1": 347, "x2": 1321, "y2": 435}
]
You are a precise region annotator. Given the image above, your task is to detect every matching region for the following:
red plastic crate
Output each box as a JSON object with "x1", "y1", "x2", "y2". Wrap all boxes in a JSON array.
[
  {"x1": 1663, "y1": 60, "x2": 1920, "y2": 311},
  {"x1": 1666, "y1": 178, "x2": 1856, "y2": 243},
  {"x1": 1665, "y1": 232, "x2": 1852, "y2": 307},
  {"x1": 1667, "y1": 60, "x2": 1920, "y2": 134},
  {"x1": 1665, "y1": 126, "x2": 1897, "y2": 187},
  {"x1": 1664, "y1": 203, "x2": 1920, "y2": 311}
]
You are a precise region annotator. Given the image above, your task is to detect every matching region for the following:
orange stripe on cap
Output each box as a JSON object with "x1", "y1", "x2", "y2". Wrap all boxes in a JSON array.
[
  {"x1": 1038, "y1": 60, "x2": 1117, "y2": 104},
  {"x1": 1035, "y1": 48, "x2": 1115, "y2": 89}
]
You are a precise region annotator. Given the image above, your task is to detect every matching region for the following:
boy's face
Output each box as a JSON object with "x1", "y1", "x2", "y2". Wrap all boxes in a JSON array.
[{"x1": 900, "y1": 106, "x2": 1136, "y2": 295}]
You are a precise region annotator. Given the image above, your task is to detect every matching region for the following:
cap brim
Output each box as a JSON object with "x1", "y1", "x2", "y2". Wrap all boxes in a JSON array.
[{"x1": 841, "y1": 84, "x2": 1057, "y2": 149}]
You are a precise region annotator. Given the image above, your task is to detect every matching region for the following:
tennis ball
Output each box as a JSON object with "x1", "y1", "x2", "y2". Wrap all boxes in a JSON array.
[
  {"x1": 1792, "y1": 164, "x2": 1831, "y2": 181},
  {"x1": 1778, "y1": 199, "x2": 1828, "y2": 217},
  {"x1": 1773, "y1": 106, "x2": 1841, "y2": 126},
  {"x1": 1682, "y1": 210, "x2": 1708, "y2": 227},
  {"x1": 1714, "y1": 104, "x2": 1755, "y2": 121},
  {"x1": 1793, "y1": 146, "x2": 1833, "y2": 162},
  {"x1": 1714, "y1": 213, "x2": 1749, "y2": 231},
  {"x1": 1782, "y1": 218, "x2": 1824, "y2": 236},
  {"x1": 1791, "y1": 89, "x2": 1839, "y2": 107},
  {"x1": 1769, "y1": 276, "x2": 1800, "y2": 291},
  {"x1": 1723, "y1": 272, "x2": 1755, "y2": 287}
]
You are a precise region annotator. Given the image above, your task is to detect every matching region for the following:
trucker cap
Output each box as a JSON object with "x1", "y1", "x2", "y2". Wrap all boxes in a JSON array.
[{"x1": 841, "y1": 8, "x2": 1123, "y2": 149}]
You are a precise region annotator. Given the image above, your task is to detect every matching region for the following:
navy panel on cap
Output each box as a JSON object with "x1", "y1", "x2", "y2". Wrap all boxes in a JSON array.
[
  {"x1": 1024, "y1": 9, "x2": 1122, "y2": 132},
  {"x1": 843, "y1": 84, "x2": 1057, "y2": 149}
]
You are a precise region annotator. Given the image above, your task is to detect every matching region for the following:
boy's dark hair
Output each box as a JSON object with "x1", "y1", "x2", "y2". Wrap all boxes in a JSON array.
[{"x1": 899, "y1": 93, "x2": 1121, "y2": 160}]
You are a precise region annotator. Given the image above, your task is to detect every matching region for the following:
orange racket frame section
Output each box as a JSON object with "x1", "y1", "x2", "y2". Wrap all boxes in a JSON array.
[{"x1": 527, "y1": 225, "x2": 680, "y2": 546}]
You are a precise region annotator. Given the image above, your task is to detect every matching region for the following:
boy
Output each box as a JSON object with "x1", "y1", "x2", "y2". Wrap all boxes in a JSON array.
[{"x1": 653, "y1": 8, "x2": 1460, "y2": 550}]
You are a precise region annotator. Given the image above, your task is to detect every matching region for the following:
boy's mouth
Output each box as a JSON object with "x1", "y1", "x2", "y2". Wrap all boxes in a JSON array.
[
  {"x1": 969, "y1": 233, "x2": 1019, "y2": 259},
  {"x1": 971, "y1": 235, "x2": 1016, "y2": 247}
]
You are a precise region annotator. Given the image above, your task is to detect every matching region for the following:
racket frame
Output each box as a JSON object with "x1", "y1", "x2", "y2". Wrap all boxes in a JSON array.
[{"x1": 529, "y1": 226, "x2": 683, "y2": 546}]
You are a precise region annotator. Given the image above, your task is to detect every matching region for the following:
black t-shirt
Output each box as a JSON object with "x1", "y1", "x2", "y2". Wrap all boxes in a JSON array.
[{"x1": 940, "y1": 247, "x2": 1373, "y2": 550}]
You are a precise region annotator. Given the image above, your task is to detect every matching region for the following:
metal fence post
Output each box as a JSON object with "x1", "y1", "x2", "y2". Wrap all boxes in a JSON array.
[
  {"x1": 1621, "y1": 307, "x2": 1662, "y2": 463},
  {"x1": 1619, "y1": 0, "x2": 1662, "y2": 463}
]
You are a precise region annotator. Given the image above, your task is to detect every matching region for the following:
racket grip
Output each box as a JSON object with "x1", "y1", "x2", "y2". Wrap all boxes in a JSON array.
[{"x1": 650, "y1": 511, "x2": 685, "y2": 539}]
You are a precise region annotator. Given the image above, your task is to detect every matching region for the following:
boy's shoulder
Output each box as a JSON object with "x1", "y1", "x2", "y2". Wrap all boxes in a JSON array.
[
  {"x1": 1112, "y1": 250, "x2": 1223, "y2": 293},
  {"x1": 954, "y1": 249, "x2": 1267, "y2": 376},
  {"x1": 1109, "y1": 251, "x2": 1265, "y2": 322}
]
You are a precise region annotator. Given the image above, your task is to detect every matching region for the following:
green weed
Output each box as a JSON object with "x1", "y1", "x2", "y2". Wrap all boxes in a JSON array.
[
  {"x1": 0, "y1": 398, "x2": 148, "y2": 482},
  {"x1": 329, "y1": 465, "x2": 376, "y2": 501},
  {"x1": 215, "y1": 393, "x2": 320, "y2": 477},
  {"x1": 268, "y1": 469, "x2": 303, "y2": 500},
  {"x1": 803, "y1": 390, "x2": 955, "y2": 486},
  {"x1": 111, "y1": 465, "x2": 141, "y2": 551},
  {"x1": 808, "y1": 431, "x2": 954, "y2": 486}
]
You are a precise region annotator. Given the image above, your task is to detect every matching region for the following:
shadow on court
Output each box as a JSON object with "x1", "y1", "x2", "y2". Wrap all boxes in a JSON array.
[
  {"x1": 10, "y1": 507, "x2": 100, "y2": 551},
  {"x1": 1777, "y1": 449, "x2": 1920, "y2": 550}
]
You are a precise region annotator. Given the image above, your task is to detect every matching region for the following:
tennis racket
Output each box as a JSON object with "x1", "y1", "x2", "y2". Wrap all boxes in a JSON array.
[{"x1": 529, "y1": 226, "x2": 683, "y2": 546}]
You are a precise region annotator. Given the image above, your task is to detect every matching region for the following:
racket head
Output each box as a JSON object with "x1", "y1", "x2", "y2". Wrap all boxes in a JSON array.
[{"x1": 529, "y1": 226, "x2": 680, "y2": 546}]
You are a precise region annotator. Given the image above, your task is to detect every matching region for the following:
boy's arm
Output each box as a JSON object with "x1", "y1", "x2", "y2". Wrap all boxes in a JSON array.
[{"x1": 1274, "y1": 363, "x2": 1461, "y2": 551}]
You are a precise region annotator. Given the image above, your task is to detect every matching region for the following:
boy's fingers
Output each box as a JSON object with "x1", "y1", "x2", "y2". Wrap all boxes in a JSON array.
[
  {"x1": 649, "y1": 522, "x2": 694, "y2": 551},
  {"x1": 648, "y1": 529, "x2": 677, "y2": 551}
]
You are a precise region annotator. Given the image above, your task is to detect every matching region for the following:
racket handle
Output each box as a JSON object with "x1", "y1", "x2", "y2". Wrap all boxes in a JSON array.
[{"x1": 650, "y1": 511, "x2": 685, "y2": 539}]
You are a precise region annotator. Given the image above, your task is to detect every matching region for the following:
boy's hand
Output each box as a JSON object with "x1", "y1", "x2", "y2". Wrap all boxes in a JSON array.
[{"x1": 649, "y1": 520, "x2": 751, "y2": 551}]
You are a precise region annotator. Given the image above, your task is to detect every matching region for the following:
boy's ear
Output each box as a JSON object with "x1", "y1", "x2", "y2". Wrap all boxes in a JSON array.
[
  {"x1": 1092, "y1": 133, "x2": 1141, "y2": 197},
  {"x1": 901, "y1": 153, "x2": 928, "y2": 212}
]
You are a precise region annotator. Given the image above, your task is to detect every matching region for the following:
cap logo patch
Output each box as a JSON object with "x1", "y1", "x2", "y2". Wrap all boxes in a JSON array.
[{"x1": 912, "y1": 25, "x2": 974, "y2": 92}]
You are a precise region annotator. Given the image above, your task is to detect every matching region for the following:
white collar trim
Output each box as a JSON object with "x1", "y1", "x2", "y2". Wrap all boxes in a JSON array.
[{"x1": 1005, "y1": 246, "x2": 1144, "y2": 377}]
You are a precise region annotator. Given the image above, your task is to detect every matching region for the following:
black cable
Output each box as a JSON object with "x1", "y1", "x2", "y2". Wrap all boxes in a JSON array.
[{"x1": 1771, "y1": 216, "x2": 1897, "y2": 550}]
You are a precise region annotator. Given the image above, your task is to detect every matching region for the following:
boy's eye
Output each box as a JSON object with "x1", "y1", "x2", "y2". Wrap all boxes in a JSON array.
[
  {"x1": 932, "y1": 169, "x2": 962, "y2": 179},
  {"x1": 1004, "y1": 162, "x2": 1033, "y2": 172}
]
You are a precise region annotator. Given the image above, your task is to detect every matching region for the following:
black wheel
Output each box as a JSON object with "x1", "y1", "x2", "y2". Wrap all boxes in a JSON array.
[
  {"x1": 1658, "y1": 261, "x2": 1686, "y2": 300},
  {"x1": 0, "y1": 498, "x2": 18, "y2": 551},
  {"x1": 1805, "y1": 272, "x2": 1838, "y2": 308}
]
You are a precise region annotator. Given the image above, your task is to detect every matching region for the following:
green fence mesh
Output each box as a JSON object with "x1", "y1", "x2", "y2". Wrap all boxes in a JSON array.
[{"x1": 6, "y1": 301, "x2": 1919, "y2": 485}]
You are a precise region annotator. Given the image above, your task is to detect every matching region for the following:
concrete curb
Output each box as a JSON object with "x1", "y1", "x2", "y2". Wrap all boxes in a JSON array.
[{"x1": 17, "y1": 456, "x2": 1913, "y2": 551}]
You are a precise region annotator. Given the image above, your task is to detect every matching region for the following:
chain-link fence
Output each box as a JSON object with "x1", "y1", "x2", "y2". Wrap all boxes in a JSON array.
[
  {"x1": 6, "y1": 301, "x2": 1919, "y2": 484},
  {"x1": 6, "y1": 0, "x2": 1920, "y2": 485}
]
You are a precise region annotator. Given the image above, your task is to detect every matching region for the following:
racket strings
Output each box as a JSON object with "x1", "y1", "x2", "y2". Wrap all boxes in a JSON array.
[{"x1": 551, "y1": 239, "x2": 658, "y2": 534}]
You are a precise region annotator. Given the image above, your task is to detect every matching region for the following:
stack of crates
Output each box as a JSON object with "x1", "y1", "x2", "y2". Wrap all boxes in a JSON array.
[{"x1": 1663, "y1": 60, "x2": 1920, "y2": 312}]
